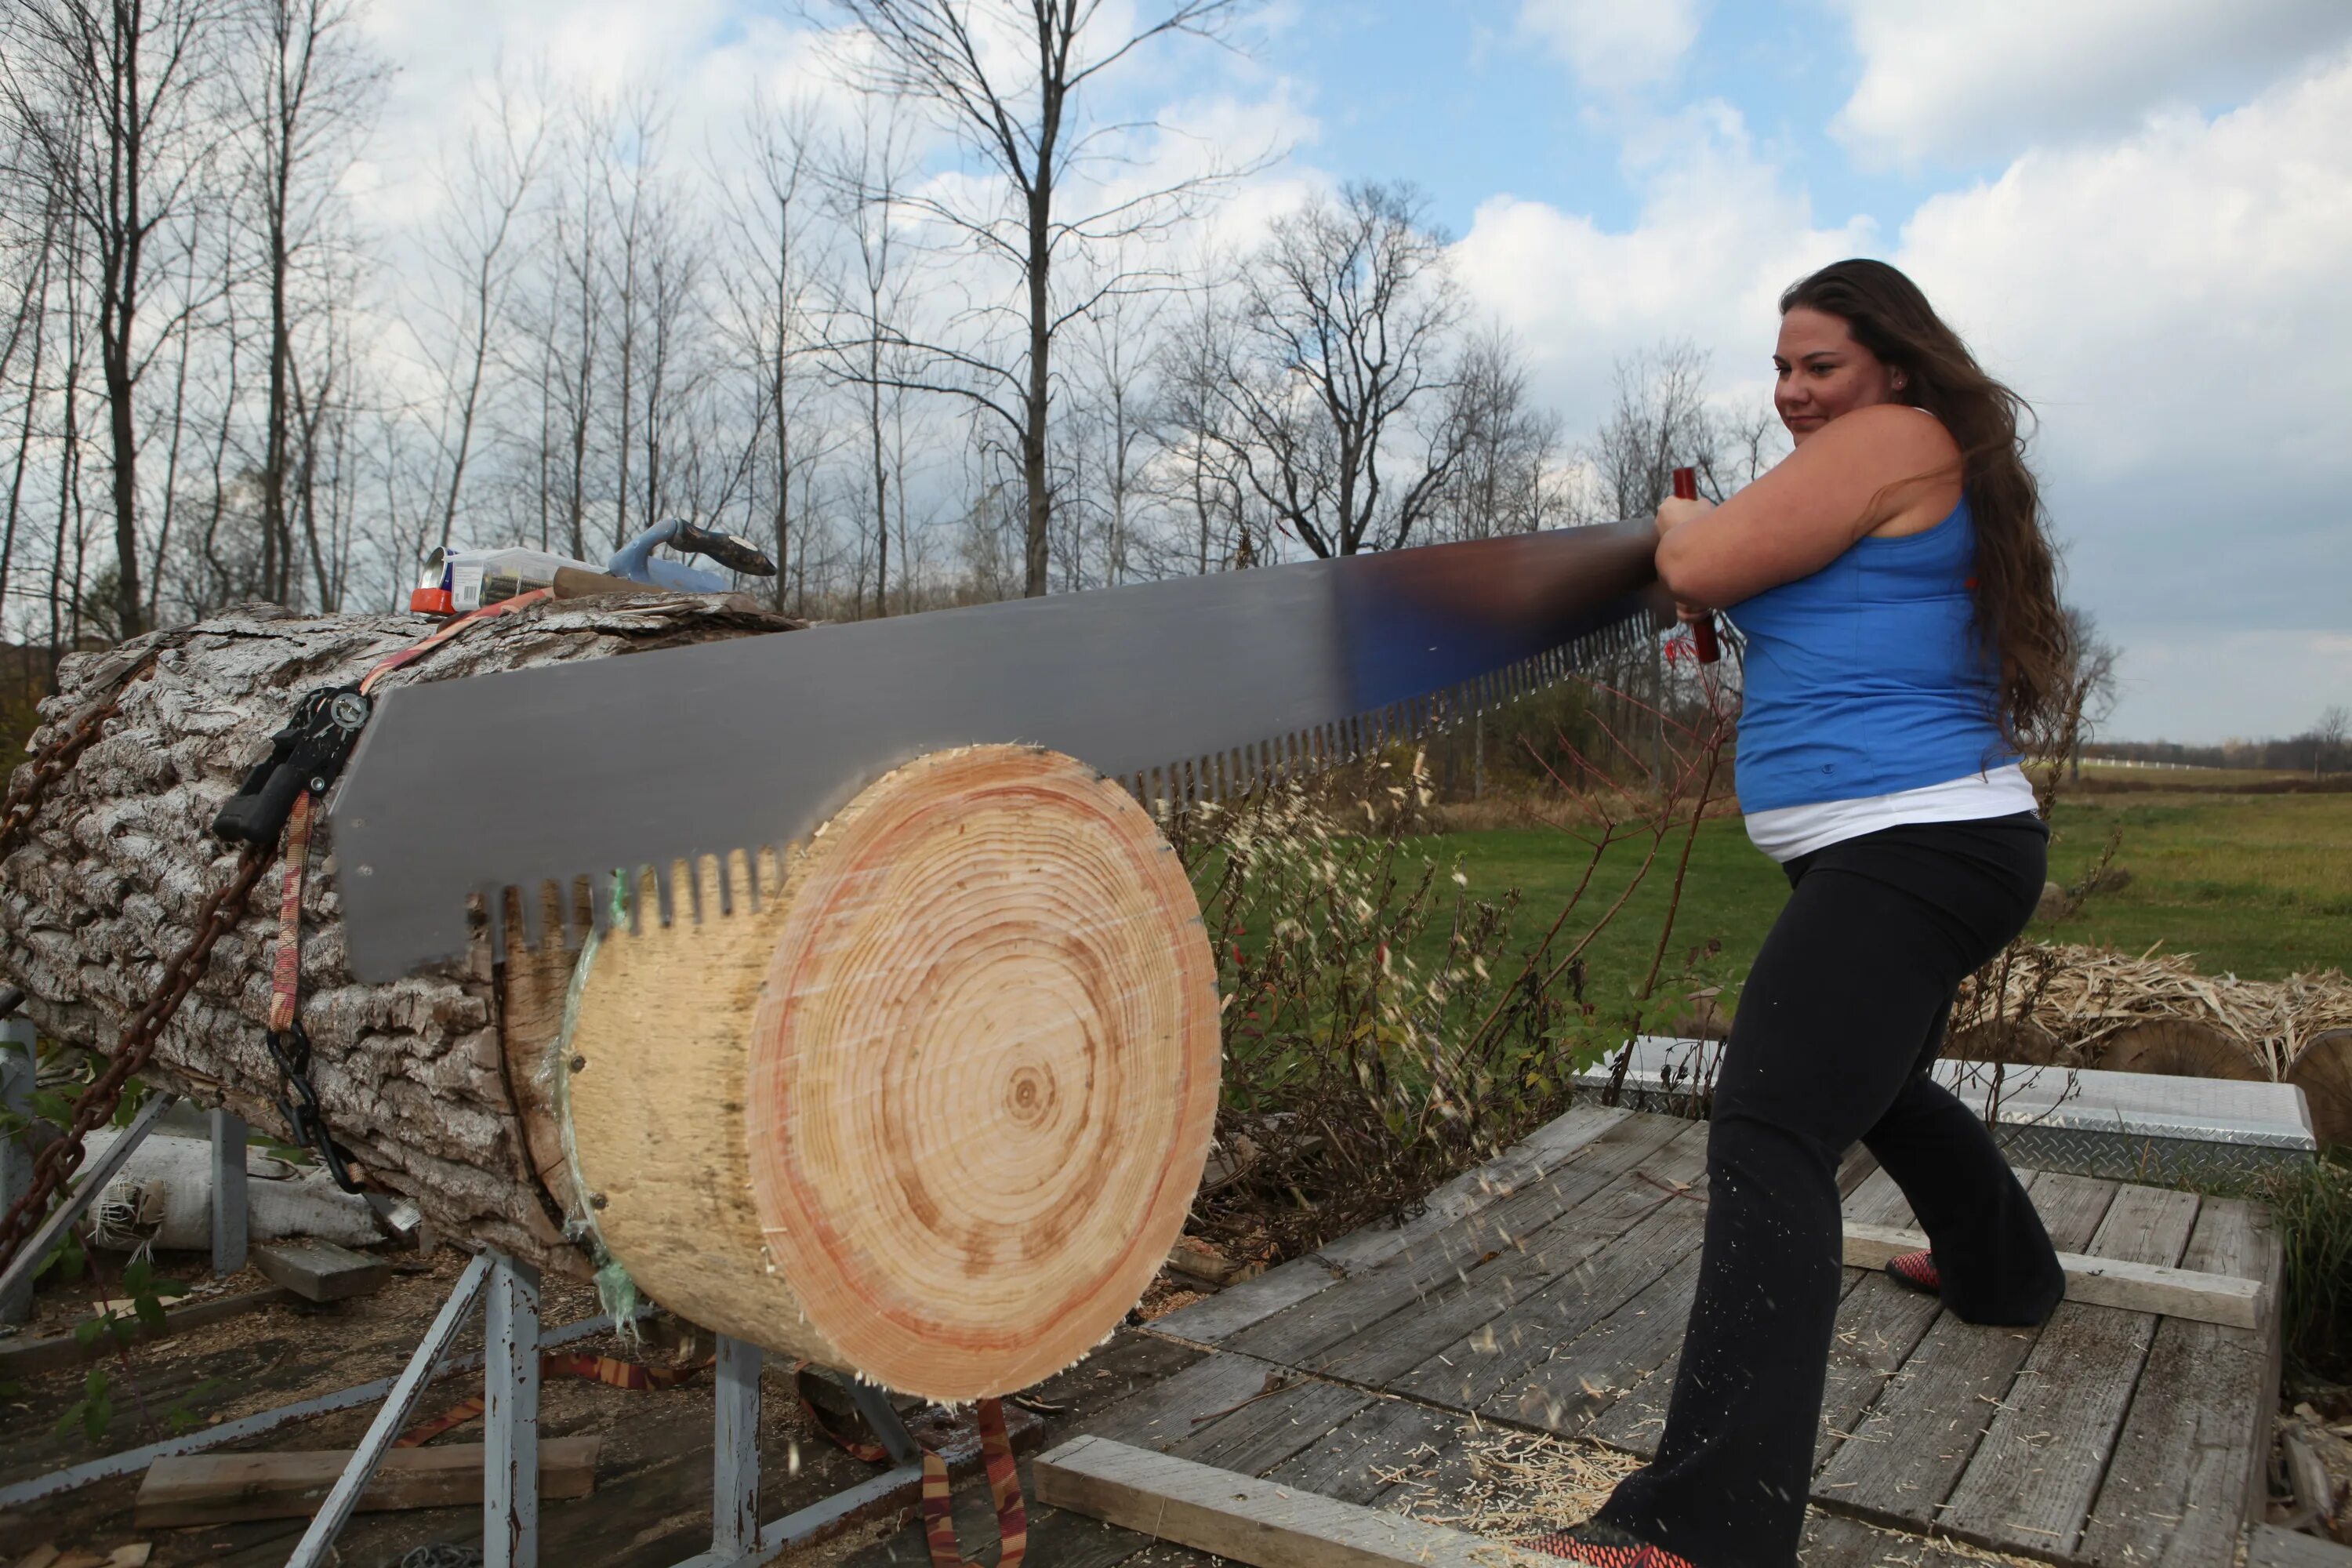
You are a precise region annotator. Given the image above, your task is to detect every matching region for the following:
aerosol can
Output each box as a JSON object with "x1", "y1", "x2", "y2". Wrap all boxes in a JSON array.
[{"x1": 410, "y1": 519, "x2": 776, "y2": 614}]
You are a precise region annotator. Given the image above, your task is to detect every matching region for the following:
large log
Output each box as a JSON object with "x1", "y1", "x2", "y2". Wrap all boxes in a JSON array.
[
  {"x1": 2, "y1": 601, "x2": 1223, "y2": 1398},
  {"x1": 562, "y1": 745, "x2": 1218, "y2": 1399},
  {"x1": 0, "y1": 596, "x2": 796, "y2": 1275}
]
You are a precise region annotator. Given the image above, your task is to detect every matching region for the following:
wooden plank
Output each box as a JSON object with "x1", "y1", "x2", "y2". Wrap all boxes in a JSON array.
[
  {"x1": 1152, "y1": 1106, "x2": 1629, "y2": 1345},
  {"x1": 2077, "y1": 1197, "x2": 2283, "y2": 1568},
  {"x1": 1500, "y1": 1241, "x2": 1708, "y2": 1436},
  {"x1": 1261, "y1": 1398, "x2": 1465, "y2": 1506},
  {"x1": 1795, "y1": 1512, "x2": 1995, "y2": 1566},
  {"x1": 1080, "y1": 1350, "x2": 1297, "y2": 1452},
  {"x1": 1167, "y1": 1374, "x2": 1377, "y2": 1479},
  {"x1": 250, "y1": 1240, "x2": 391, "y2": 1304},
  {"x1": 1842, "y1": 1220, "x2": 2265, "y2": 1330},
  {"x1": 133, "y1": 1436, "x2": 600, "y2": 1526},
  {"x1": 1840, "y1": 1165, "x2": 1922, "y2": 1229},
  {"x1": 1934, "y1": 1184, "x2": 2201, "y2": 1556},
  {"x1": 1225, "y1": 1114, "x2": 1688, "y2": 1371},
  {"x1": 1033, "y1": 1435, "x2": 1551, "y2": 1568},
  {"x1": 0, "y1": 1287, "x2": 299, "y2": 1377},
  {"x1": 1812, "y1": 1170, "x2": 2047, "y2": 1471},
  {"x1": 1385, "y1": 1132, "x2": 1711, "y2": 1410},
  {"x1": 1811, "y1": 1171, "x2": 2119, "y2": 1524},
  {"x1": 2248, "y1": 1524, "x2": 2352, "y2": 1568},
  {"x1": 1515, "y1": 1144, "x2": 1951, "y2": 1445}
]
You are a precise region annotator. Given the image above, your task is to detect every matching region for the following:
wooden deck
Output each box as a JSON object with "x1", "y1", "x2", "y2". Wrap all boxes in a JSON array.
[
  {"x1": 5, "y1": 1102, "x2": 2285, "y2": 1568},
  {"x1": 1023, "y1": 1105, "x2": 2285, "y2": 1568}
]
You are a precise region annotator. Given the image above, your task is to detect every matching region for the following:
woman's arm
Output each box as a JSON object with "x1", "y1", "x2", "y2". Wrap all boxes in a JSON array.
[{"x1": 1657, "y1": 405, "x2": 1963, "y2": 607}]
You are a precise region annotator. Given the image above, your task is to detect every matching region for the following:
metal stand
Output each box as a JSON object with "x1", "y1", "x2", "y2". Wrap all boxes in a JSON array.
[
  {"x1": 210, "y1": 1107, "x2": 249, "y2": 1276},
  {"x1": 0, "y1": 1089, "x2": 178, "y2": 1316},
  {"x1": 0, "y1": 1016, "x2": 35, "y2": 1323},
  {"x1": 285, "y1": 1249, "x2": 929, "y2": 1568}
]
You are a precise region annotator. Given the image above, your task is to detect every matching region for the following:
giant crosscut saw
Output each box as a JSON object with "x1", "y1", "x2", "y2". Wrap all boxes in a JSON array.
[{"x1": 332, "y1": 521, "x2": 1671, "y2": 981}]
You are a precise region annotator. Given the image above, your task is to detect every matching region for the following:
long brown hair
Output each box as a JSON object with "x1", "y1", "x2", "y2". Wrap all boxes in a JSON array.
[{"x1": 1779, "y1": 259, "x2": 2071, "y2": 751}]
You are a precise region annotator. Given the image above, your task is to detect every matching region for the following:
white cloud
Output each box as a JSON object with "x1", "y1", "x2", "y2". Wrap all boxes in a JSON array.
[
  {"x1": 1450, "y1": 102, "x2": 1872, "y2": 436},
  {"x1": 1450, "y1": 50, "x2": 2352, "y2": 741},
  {"x1": 1517, "y1": 0, "x2": 1702, "y2": 91},
  {"x1": 1892, "y1": 49, "x2": 2352, "y2": 659},
  {"x1": 1831, "y1": 0, "x2": 2352, "y2": 169}
]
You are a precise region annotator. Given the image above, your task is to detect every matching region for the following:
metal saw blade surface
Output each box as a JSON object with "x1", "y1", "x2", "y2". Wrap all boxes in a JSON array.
[{"x1": 332, "y1": 521, "x2": 1664, "y2": 979}]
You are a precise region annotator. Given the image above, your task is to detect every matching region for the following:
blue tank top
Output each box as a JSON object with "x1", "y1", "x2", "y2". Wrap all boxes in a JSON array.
[{"x1": 1726, "y1": 498, "x2": 2015, "y2": 814}]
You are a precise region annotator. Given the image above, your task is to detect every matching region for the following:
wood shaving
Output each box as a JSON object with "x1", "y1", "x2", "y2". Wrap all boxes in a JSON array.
[
  {"x1": 1961, "y1": 942, "x2": 2352, "y2": 1079},
  {"x1": 1381, "y1": 1428, "x2": 2042, "y2": 1566}
]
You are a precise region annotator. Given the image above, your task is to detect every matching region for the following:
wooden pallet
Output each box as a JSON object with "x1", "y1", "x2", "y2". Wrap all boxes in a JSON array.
[{"x1": 1041, "y1": 1106, "x2": 2285, "y2": 1568}]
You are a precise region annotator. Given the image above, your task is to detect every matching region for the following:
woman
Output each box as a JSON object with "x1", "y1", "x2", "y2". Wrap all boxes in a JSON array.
[{"x1": 1528, "y1": 259, "x2": 2074, "y2": 1568}]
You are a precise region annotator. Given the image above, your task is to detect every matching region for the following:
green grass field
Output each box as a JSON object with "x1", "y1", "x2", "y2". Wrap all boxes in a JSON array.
[{"x1": 1399, "y1": 789, "x2": 2351, "y2": 1013}]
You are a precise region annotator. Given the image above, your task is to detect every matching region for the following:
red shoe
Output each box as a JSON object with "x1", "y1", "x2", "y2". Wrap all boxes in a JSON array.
[
  {"x1": 1517, "y1": 1521, "x2": 1696, "y2": 1566},
  {"x1": 1885, "y1": 1249, "x2": 1942, "y2": 1295}
]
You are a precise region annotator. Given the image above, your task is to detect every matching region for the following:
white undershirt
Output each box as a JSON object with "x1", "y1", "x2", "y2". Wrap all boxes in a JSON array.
[{"x1": 1742, "y1": 764, "x2": 2039, "y2": 862}]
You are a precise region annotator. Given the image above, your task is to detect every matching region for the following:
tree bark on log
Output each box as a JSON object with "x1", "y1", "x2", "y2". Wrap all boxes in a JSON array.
[
  {"x1": 0, "y1": 595, "x2": 797, "y2": 1278},
  {"x1": 2, "y1": 601, "x2": 1223, "y2": 1396}
]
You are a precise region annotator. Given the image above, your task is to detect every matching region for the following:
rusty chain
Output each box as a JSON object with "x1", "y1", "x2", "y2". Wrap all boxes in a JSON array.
[
  {"x1": 0, "y1": 843, "x2": 270, "y2": 1271},
  {"x1": 0, "y1": 658, "x2": 156, "y2": 864}
]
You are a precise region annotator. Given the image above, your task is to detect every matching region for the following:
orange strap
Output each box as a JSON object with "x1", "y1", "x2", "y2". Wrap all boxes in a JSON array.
[
  {"x1": 922, "y1": 1398, "x2": 1025, "y2": 1568},
  {"x1": 267, "y1": 789, "x2": 318, "y2": 1033},
  {"x1": 360, "y1": 588, "x2": 552, "y2": 696},
  {"x1": 395, "y1": 1349, "x2": 706, "y2": 1447},
  {"x1": 793, "y1": 1369, "x2": 1026, "y2": 1568}
]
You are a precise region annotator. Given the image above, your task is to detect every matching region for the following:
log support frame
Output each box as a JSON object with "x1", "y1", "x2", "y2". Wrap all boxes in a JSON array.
[
  {"x1": 278, "y1": 1248, "x2": 930, "y2": 1568},
  {"x1": 0, "y1": 1089, "x2": 178, "y2": 1316},
  {"x1": 0, "y1": 1016, "x2": 34, "y2": 1323},
  {"x1": 211, "y1": 1107, "x2": 249, "y2": 1276}
]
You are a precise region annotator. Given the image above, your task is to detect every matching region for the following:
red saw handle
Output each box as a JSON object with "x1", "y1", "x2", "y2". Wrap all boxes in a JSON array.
[{"x1": 1671, "y1": 467, "x2": 1721, "y2": 664}]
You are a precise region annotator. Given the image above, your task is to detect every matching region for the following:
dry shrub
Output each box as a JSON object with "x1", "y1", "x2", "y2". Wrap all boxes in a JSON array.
[{"x1": 1172, "y1": 666, "x2": 1738, "y2": 1261}]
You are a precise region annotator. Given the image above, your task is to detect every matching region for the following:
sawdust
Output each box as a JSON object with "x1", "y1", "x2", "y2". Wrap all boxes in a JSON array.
[
  {"x1": 1131, "y1": 1276, "x2": 1208, "y2": 1323},
  {"x1": 1380, "y1": 1428, "x2": 2043, "y2": 1566},
  {"x1": 1961, "y1": 942, "x2": 2352, "y2": 1078}
]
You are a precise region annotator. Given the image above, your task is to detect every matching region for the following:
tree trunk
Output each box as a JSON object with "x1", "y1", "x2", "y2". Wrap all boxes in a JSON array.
[
  {"x1": 0, "y1": 602, "x2": 1220, "y2": 1397},
  {"x1": 0, "y1": 595, "x2": 795, "y2": 1276}
]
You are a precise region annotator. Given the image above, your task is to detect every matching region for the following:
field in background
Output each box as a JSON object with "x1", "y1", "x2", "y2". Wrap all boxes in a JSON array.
[{"x1": 1406, "y1": 788, "x2": 2351, "y2": 1014}]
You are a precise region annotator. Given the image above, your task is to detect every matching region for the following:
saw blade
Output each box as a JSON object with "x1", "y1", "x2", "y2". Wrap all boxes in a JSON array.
[{"x1": 332, "y1": 521, "x2": 1668, "y2": 980}]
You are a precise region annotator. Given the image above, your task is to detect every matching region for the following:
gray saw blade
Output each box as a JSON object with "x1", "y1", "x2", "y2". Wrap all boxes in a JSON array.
[{"x1": 332, "y1": 521, "x2": 1668, "y2": 980}]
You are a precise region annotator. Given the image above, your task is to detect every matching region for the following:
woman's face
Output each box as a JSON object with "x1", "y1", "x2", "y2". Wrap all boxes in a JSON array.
[{"x1": 1773, "y1": 306, "x2": 1900, "y2": 445}]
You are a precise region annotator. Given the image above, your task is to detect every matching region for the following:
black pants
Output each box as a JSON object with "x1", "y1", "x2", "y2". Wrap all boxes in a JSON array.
[{"x1": 1595, "y1": 812, "x2": 2063, "y2": 1568}]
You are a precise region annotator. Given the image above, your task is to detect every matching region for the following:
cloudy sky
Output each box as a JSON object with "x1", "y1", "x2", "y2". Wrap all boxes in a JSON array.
[{"x1": 350, "y1": 0, "x2": 2352, "y2": 745}]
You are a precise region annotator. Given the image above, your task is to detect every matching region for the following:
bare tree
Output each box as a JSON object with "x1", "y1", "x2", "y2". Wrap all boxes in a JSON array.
[
  {"x1": 1590, "y1": 339, "x2": 1723, "y2": 519},
  {"x1": 237, "y1": 0, "x2": 379, "y2": 603},
  {"x1": 713, "y1": 94, "x2": 823, "y2": 608},
  {"x1": 820, "y1": 99, "x2": 921, "y2": 616},
  {"x1": 1432, "y1": 324, "x2": 1566, "y2": 543},
  {"x1": 2310, "y1": 703, "x2": 2348, "y2": 780},
  {"x1": 412, "y1": 80, "x2": 543, "y2": 552},
  {"x1": 1204, "y1": 181, "x2": 1468, "y2": 557},
  {"x1": 2056, "y1": 604, "x2": 2122, "y2": 781},
  {"x1": 1066, "y1": 279, "x2": 1162, "y2": 585},
  {"x1": 3, "y1": 0, "x2": 231, "y2": 637},
  {"x1": 816, "y1": 0, "x2": 1254, "y2": 596}
]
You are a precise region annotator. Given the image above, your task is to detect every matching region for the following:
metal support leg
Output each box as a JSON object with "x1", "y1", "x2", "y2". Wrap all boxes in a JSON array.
[
  {"x1": 847, "y1": 1377, "x2": 920, "y2": 1466},
  {"x1": 285, "y1": 1251, "x2": 493, "y2": 1568},
  {"x1": 0, "y1": 1090, "x2": 176, "y2": 1316},
  {"x1": 711, "y1": 1336, "x2": 761, "y2": 1559},
  {"x1": 485, "y1": 1252, "x2": 543, "y2": 1568},
  {"x1": 209, "y1": 1108, "x2": 248, "y2": 1276},
  {"x1": 0, "y1": 1018, "x2": 34, "y2": 1323}
]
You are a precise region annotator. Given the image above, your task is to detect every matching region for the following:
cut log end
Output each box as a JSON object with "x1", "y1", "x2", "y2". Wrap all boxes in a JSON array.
[
  {"x1": 2092, "y1": 1019, "x2": 2266, "y2": 1080},
  {"x1": 568, "y1": 745, "x2": 1220, "y2": 1400},
  {"x1": 2287, "y1": 1029, "x2": 2352, "y2": 1148}
]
